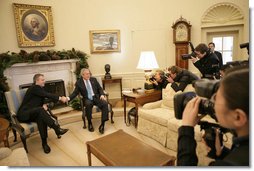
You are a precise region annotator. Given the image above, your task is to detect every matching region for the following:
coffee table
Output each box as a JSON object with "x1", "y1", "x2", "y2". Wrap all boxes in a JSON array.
[{"x1": 86, "y1": 129, "x2": 175, "y2": 166}]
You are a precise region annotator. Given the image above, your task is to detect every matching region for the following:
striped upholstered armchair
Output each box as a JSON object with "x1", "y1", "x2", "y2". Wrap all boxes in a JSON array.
[{"x1": 4, "y1": 89, "x2": 59, "y2": 153}]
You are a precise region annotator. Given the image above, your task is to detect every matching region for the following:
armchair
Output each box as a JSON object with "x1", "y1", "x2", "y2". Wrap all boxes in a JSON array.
[
  {"x1": 80, "y1": 76, "x2": 114, "y2": 129},
  {"x1": 4, "y1": 89, "x2": 60, "y2": 153}
]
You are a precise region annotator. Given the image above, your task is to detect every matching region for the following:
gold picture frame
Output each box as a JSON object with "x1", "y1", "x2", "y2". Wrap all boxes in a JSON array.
[
  {"x1": 13, "y1": 3, "x2": 55, "y2": 47},
  {"x1": 89, "y1": 30, "x2": 121, "y2": 53}
]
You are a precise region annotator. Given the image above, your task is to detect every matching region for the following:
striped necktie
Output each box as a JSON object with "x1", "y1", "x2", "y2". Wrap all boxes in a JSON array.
[{"x1": 85, "y1": 80, "x2": 93, "y2": 100}]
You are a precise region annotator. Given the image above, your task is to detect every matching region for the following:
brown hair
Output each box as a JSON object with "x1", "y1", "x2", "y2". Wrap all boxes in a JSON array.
[
  {"x1": 221, "y1": 66, "x2": 249, "y2": 117},
  {"x1": 33, "y1": 73, "x2": 44, "y2": 83},
  {"x1": 168, "y1": 66, "x2": 183, "y2": 74},
  {"x1": 195, "y1": 43, "x2": 209, "y2": 54}
]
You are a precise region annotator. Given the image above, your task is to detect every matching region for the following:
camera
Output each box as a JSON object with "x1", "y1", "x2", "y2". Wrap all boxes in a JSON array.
[
  {"x1": 181, "y1": 42, "x2": 196, "y2": 60},
  {"x1": 239, "y1": 42, "x2": 249, "y2": 49},
  {"x1": 173, "y1": 79, "x2": 219, "y2": 120}
]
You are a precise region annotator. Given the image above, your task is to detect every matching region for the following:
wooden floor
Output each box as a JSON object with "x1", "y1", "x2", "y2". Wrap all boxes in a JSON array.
[{"x1": 8, "y1": 110, "x2": 177, "y2": 166}]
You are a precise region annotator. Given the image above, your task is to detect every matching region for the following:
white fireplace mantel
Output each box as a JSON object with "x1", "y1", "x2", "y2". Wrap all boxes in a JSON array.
[{"x1": 4, "y1": 59, "x2": 78, "y2": 96}]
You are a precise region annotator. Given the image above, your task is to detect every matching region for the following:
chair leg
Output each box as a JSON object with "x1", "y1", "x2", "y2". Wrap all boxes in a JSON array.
[
  {"x1": 12, "y1": 128, "x2": 17, "y2": 142},
  {"x1": 20, "y1": 135, "x2": 28, "y2": 153},
  {"x1": 110, "y1": 110, "x2": 114, "y2": 124}
]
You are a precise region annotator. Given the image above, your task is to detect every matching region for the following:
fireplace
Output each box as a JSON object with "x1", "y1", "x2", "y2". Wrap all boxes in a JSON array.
[{"x1": 19, "y1": 80, "x2": 67, "y2": 109}]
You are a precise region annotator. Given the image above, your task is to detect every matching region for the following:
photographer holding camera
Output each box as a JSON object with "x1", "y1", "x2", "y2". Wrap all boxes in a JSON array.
[
  {"x1": 150, "y1": 69, "x2": 169, "y2": 90},
  {"x1": 167, "y1": 65, "x2": 200, "y2": 92},
  {"x1": 191, "y1": 43, "x2": 220, "y2": 79},
  {"x1": 177, "y1": 66, "x2": 249, "y2": 166}
]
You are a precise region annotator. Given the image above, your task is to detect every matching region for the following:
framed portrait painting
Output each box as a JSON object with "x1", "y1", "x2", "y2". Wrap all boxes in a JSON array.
[
  {"x1": 13, "y1": 3, "x2": 55, "y2": 47},
  {"x1": 89, "y1": 30, "x2": 121, "y2": 53}
]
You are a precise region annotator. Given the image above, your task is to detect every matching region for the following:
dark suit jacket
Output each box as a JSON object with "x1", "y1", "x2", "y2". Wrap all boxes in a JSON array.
[
  {"x1": 69, "y1": 77, "x2": 105, "y2": 101},
  {"x1": 17, "y1": 85, "x2": 59, "y2": 121},
  {"x1": 214, "y1": 51, "x2": 223, "y2": 69},
  {"x1": 194, "y1": 52, "x2": 219, "y2": 78},
  {"x1": 171, "y1": 69, "x2": 200, "y2": 92}
]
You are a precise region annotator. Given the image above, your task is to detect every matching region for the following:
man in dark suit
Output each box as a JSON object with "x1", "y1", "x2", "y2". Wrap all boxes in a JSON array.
[
  {"x1": 167, "y1": 65, "x2": 200, "y2": 92},
  {"x1": 208, "y1": 42, "x2": 223, "y2": 69},
  {"x1": 191, "y1": 43, "x2": 220, "y2": 79},
  {"x1": 67, "y1": 68, "x2": 108, "y2": 134},
  {"x1": 17, "y1": 74, "x2": 68, "y2": 154}
]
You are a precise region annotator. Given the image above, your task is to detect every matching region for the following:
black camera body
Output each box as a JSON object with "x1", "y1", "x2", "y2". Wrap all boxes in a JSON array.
[{"x1": 173, "y1": 79, "x2": 219, "y2": 120}]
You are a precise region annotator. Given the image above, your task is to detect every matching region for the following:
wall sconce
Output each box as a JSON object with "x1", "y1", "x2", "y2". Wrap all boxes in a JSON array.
[{"x1": 137, "y1": 51, "x2": 159, "y2": 91}]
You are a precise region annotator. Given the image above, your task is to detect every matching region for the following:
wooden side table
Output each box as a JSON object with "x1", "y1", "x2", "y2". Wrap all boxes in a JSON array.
[
  {"x1": 0, "y1": 118, "x2": 10, "y2": 147},
  {"x1": 102, "y1": 77, "x2": 122, "y2": 97},
  {"x1": 123, "y1": 90, "x2": 162, "y2": 128}
]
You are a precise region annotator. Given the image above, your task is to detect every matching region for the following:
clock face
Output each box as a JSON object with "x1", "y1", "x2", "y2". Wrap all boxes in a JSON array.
[{"x1": 175, "y1": 23, "x2": 188, "y2": 42}]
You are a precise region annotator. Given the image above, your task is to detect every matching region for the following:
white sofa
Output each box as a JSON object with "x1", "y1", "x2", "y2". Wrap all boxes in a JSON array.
[{"x1": 137, "y1": 83, "x2": 215, "y2": 165}]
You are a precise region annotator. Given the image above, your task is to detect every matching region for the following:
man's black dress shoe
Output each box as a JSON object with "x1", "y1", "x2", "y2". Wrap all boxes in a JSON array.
[
  {"x1": 42, "y1": 143, "x2": 51, "y2": 154},
  {"x1": 55, "y1": 128, "x2": 69, "y2": 136},
  {"x1": 88, "y1": 124, "x2": 94, "y2": 132},
  {"x1": 99, "y1": 125, "x2": 104, "y2": 134}
]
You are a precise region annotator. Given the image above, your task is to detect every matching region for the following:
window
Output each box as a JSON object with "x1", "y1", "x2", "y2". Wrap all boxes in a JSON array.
[{"x1": 212, "y1": 36, "x2": 234, "y2": 64}]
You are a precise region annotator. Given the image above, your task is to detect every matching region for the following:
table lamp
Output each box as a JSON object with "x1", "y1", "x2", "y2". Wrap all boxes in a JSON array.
[{"x1": 137, "y1": 51, "x2": 159, "y2": 92}]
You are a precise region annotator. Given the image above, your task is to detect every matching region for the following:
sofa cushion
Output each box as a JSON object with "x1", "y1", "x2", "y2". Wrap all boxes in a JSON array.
[
  {"x1": 161, "y1": 84, "x2": 181, "y2": 109},
  {"x1": 139, "y1": 108, "x2": 175, "y2": 127}
]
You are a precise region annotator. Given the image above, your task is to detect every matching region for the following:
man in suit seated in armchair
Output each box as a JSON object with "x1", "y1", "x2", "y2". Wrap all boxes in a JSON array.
[
  {"x1": 66, "y1": 68, "x2": 108, "y2": 134},
  {"x1": 17, "y1": 74, "x2": 69, "y2": 154}
]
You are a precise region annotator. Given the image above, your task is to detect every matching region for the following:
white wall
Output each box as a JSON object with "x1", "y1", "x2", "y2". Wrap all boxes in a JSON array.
[{"x1": 0, "y1": 0, "x2": 249, "y2": 94}]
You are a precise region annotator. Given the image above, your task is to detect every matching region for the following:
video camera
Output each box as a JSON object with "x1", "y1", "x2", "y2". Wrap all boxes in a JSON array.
[
  {"x1": 181, "y1": 41, "x2": 196, "y2": 60},
  {"x1": 174, "y1": 79, "x2": 219, "y2": 120},
  {"x1": 199, "y1": 121, "x2": 231, "y2": 159}
]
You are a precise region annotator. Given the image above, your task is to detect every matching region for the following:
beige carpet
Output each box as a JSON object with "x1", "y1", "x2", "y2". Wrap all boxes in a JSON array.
[{"x1": 8, "y1": 111, "x2": 176, "y2": 166}]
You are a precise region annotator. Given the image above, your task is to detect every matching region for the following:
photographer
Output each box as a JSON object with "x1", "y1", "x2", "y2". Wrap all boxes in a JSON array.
[
  {"x1": 150, "y1": 70, "x2": 169, "y2": 90},
  {"x1": 191, "y1": 43, "x2": 220, "y2": 79},
  {"x1": 177, "y1": 66, "x2": 249, "y2": 166},
  {"x1": 167, "y1": 65, "x2": 200, "y2": 92}
]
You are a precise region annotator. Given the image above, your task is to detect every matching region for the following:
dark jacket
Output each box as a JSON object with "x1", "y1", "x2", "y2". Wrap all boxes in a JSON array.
[
  {"x1": 177, "y1": 126, "x2": 249, "y2": 166},
  {"x1": 214, "y1": 51, "x2": 223, "y2": 69},
  {"x1": 69, "y1": 77, "x2": 105, "y2": 101},
  {"x1": 17, "y1": 85, "x2": 59, "y2": 121},
  {"x1": 171, "y1": 70, "x2": 199, "y2": 92},
  {"x1": 194, "y1": 52, "x2": 219, "y2": 79}
]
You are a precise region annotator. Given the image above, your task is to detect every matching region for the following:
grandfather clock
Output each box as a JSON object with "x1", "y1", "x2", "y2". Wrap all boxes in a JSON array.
[{"x1": 172, "y1": 16, "x2": 191, "y2": 69}]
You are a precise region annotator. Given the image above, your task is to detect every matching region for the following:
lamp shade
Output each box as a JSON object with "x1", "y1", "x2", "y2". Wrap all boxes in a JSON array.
[{"x1": 136, "y1": 51, "x2": 159, "y2": 70}]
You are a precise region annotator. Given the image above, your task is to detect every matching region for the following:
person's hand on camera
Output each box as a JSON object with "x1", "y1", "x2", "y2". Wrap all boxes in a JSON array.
[
  {"x1": 191, "y1": 56, "x2": 199, "y2": 63},
  {"x1": 182, "y1": 96, "x2": 202, "y2": 127},
  {"x1": 151, "y1": 80, "x2": 158, "y2": 85},
  {"x1": 215, "y1": 128, "x2": 223, "y2": 157},
  {"x1": 167, "y1": 77, "x2": 174, "y2": 83},
  {"x1": 42, "y1": 104, "x2": 48, "y2": 111}
]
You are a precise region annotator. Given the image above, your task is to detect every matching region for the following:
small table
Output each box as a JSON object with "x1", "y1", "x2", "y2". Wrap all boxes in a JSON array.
[
  {"x1": 123, "y1": 90, "x2": 162, "y2": 127},
  {"x1": 0, "y1": 118, "x2": 10, "y2": 147},
  {"x1": 86, "y1": 129, "x2": 175, "y2": 166},
  {"x1": 102, "y1": 77, "x2": 122, "y2": 97}
]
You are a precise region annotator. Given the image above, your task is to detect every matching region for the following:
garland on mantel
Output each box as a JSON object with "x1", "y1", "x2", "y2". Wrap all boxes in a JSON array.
[{"x1": 0, "y1": 48, "x2": 89, "y2": 117}]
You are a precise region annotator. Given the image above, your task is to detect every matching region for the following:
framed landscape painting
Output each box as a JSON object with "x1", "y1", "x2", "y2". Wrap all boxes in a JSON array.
[
  {"x1": 13, "y1": 3, "x2": 55, "y2": 47},
  {"x1": 89, "y1": 30, "x2": 121, "y2": 53}
]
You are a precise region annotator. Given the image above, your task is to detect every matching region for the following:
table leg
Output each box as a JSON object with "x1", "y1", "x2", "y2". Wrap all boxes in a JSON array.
[
  {"x1": 124, "y1": 96, "x2": 127, "y2": 124},
  {"x1": 87, "y1": 144, "x2": 92, "y2": 166},
  {"x1": 135, "y1": 104, "x2": 138, "y2": 128}
]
